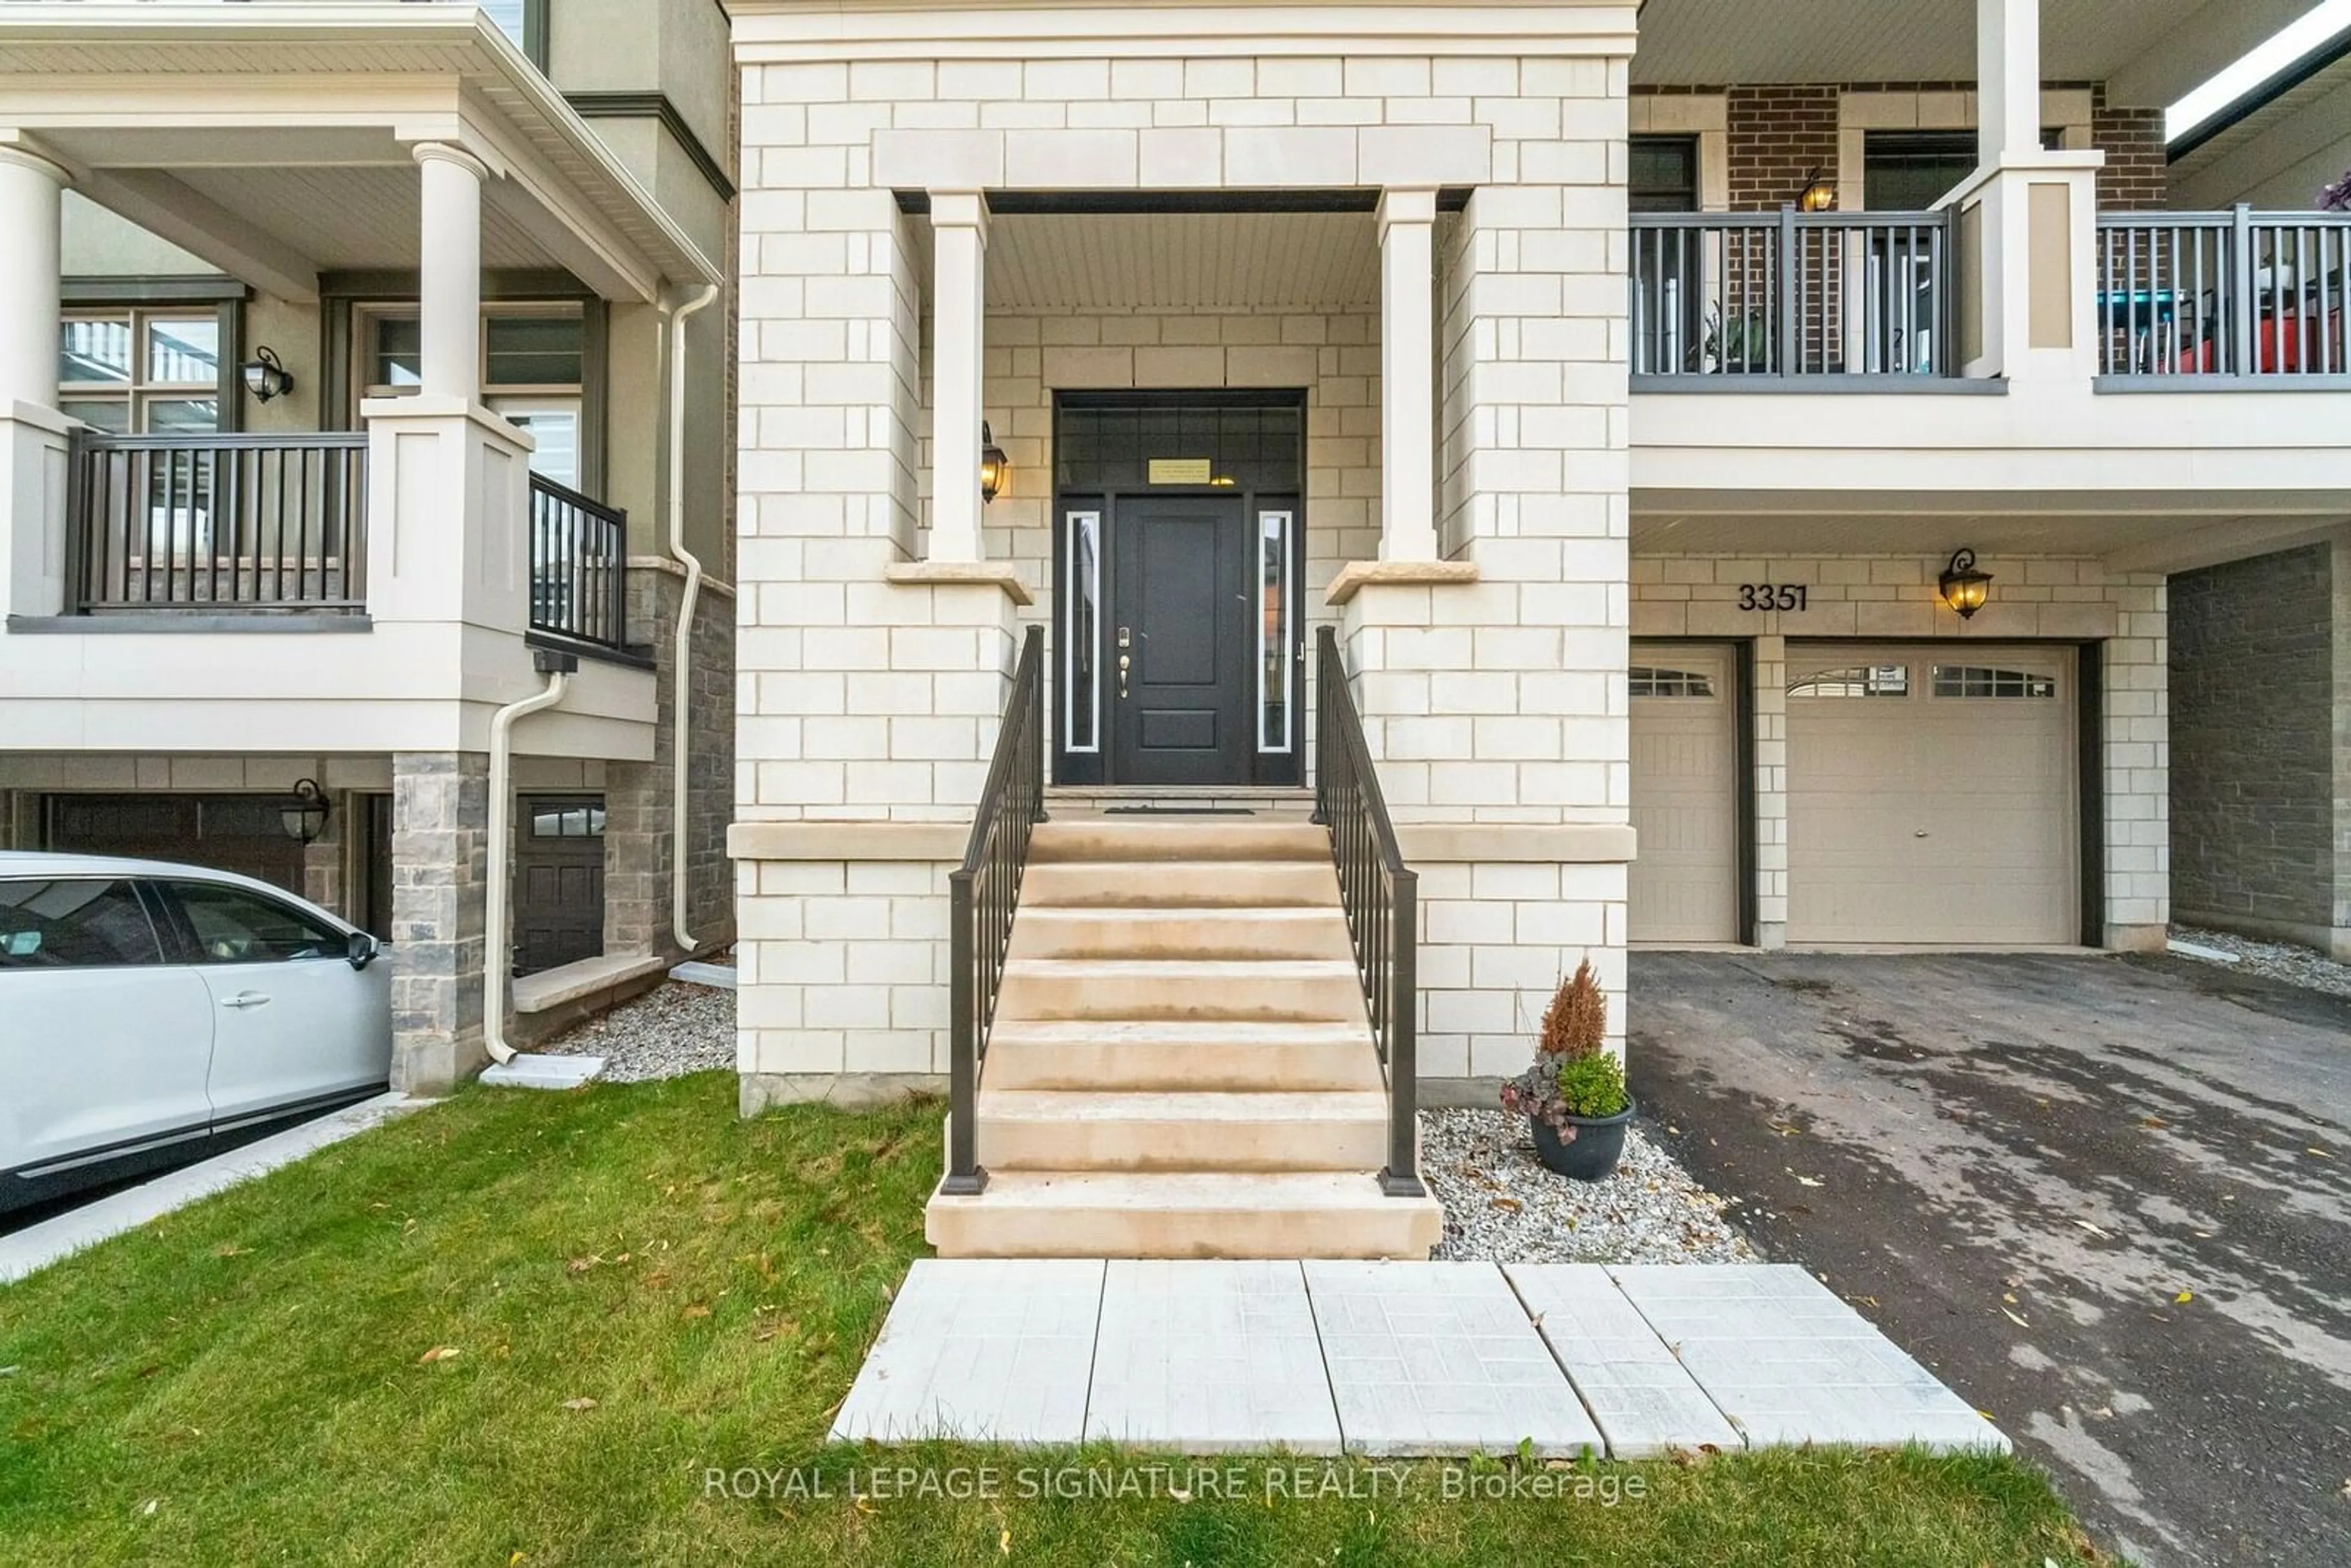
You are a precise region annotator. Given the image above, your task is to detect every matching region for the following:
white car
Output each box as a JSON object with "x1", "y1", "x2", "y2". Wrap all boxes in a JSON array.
[{"x1": 0, "y1": 852, "x2": 391, "y2": 1214}]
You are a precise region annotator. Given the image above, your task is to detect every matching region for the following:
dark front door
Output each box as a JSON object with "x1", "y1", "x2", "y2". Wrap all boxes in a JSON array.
[
  {"x1": 1109, "y1": 496, "x2": 1251, "y2": 786},
  {"x1": 513, "y1": 796, "x2": 605, "y2": 975}
]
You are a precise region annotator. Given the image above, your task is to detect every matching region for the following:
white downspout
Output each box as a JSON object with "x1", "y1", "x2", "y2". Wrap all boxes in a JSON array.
[
  {"x1": 662, "y1": 282, "x2": 721, "y2": 953},
  {"x1": 484, "y1": 665, "x2": 572, "y2": 1065}
]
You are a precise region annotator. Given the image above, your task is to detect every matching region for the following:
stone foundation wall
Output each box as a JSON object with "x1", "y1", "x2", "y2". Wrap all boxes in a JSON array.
[{"x1": 390, "y1": 750, "x2": 489, "y2": 1094}]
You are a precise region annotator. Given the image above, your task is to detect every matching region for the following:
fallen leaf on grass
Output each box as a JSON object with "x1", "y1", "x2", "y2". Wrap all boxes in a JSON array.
[
  {"x1": 418, "y1": 1346, "x2": 462, "y2": 1365},
  {"x1": 140, "y1": 1499, "x2": 159, "y2": 1517},
  {"x1": 211, "y1": 1244, "x2": 249, "y2": 1258},
  {"x1": 999, "y1": 1529, "x2": 1011, "y2": 1555},
  {"x1": 561, "y1": 1398, "x2": 598, "y2": 1412},
  {"x1": 681, "y1": 1304, "x2": 712, "y2": 1321},
  {"x1": 566, "y1": 1256, "x2": 601, "y2": 1275}
]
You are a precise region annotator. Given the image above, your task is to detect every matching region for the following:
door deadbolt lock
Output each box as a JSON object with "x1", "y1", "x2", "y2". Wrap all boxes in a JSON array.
[{"x1": 1116, "y1": 626, "x2": 1131, "y2": 649}]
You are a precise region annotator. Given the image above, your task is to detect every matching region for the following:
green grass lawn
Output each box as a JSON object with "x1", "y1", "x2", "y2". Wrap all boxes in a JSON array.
[{"x1": 0, "y1": 1075, "x2": 2101, "y2": 1566}]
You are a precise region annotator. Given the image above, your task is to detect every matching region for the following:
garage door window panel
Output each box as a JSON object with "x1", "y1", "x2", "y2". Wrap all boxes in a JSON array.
[
  {"x1": 0, "y1": 879, "x2": 166, "y2": 968},
  {"x1": 1630, "y1": 665, "x2": 1718, "y2": 699},
  {"x1": 1788, "y1": 664, "x2": 1910, "y2": 698},
  {"x1": 1933, "y1": 665, "x2": 2058, "y2": 699}
]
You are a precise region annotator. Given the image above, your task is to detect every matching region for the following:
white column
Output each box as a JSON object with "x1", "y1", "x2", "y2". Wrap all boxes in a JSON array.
[
  {"x1": 1977, "y1": 0, "x2": 2041, "y2": 167},
  {"x1": 414, "y1": 142, "x2": 487, "y2": 403},
  {"x1": 0, "y1": 145, "x2": 67, "y2": 411},
  {"x1": 929, "y1": 190, "x2": 989, "y2": 565},
  {"x1": 1377, "y1": 187, "x2": 1438, "y2": 563}
]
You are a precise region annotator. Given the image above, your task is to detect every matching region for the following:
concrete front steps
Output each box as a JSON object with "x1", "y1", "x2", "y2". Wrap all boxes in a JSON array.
[{"x1": 924, "y1": 813, "x2": 1441, "y2": 1261}]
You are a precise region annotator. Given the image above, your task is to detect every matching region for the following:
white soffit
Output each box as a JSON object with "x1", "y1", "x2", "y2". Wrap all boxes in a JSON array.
[
  {"x1": 977, "y1": 212, "x2": 1380, "y2": 313},
  {"x1": 1628, "y1": 0, "x2": 2302, "y2": 100}
]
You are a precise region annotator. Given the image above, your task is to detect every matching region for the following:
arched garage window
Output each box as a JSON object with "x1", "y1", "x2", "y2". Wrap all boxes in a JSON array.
[{"x1": 1787, "y1": 665, "x2": 1910, "y2": 698}]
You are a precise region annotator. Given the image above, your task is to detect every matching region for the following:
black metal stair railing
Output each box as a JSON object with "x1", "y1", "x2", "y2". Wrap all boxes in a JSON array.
[
  {"x1": 1311, "y1": 626, "x2": 1423, "y2": 1198},
  {"x1": 942, "y1": 625, "x2": 1048, "y2": 1196}
]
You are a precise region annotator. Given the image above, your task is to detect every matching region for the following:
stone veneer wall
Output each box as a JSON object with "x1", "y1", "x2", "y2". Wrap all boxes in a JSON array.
[
  {"x1": 732, "y1": 46, "x2": 1637, "y2": 1098},
  {"x1": 1630, "y1": 551, "x2": 2169, "y2": 945},
  {"x1": 2169, "y1": 544, "x2": 2340, "y2": 950},
  {"x1": 608, "y1": 564, "x2": 737, "y2": 957}
]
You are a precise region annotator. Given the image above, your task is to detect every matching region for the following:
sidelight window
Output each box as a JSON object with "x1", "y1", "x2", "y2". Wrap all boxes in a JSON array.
[
  {"x1": 1065, "y1": 510, "x2": 1101, "y2": 754},
  {"x1": 1258, "y1": 511, "x2": 1292, "y2": 752}
]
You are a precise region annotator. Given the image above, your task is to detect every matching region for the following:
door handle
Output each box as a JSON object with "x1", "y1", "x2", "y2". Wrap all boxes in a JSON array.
[
  {"x1": 1117, "y1": 653, "x2": 1130, "y2": 698},
  {"x1": 220, "y1": 991, "x2": 271, "y2": 1010}
]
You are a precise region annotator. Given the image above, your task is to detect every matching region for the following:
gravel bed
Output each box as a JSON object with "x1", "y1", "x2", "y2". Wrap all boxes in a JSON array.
[
  {"x1": 1425, "y1": 1107, "x2": 1760, "y2": 1266},
  {"x1": 544, "y1": 978, "x2": 735, "y2": 1082},
  {"x1": 2170, "y1": 925, "x2": 2351, "y2": 1001}
]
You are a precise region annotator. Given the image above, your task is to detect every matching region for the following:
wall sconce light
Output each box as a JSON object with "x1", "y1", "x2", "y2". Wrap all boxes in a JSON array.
[
  {"x1": 279, "y1": 778, "x2": 332, "y2": 845},
  {"x1": 241, "y1": 345, "x2": 294, "y2": 403},
  {"x1": 1938, "y1": 549, "x2": 1993, "y2": 619},
  {"x1": 978, "y1": 421, "x2": 1008, "y2": 504},
  {"x1": 1797, "y1": 168, "x2": 1836, "y2": 212}
]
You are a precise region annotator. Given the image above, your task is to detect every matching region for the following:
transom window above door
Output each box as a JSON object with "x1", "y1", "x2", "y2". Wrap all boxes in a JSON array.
[
  {"x1": 1056, "y1": 402, "x2": 1302, "y2": 492},
  {"x1": 359, "y1": 306, "x2": 585, "y2": 488},
  {"x1": 58, "y1": 310, "x2": 224, "y2": 434}
]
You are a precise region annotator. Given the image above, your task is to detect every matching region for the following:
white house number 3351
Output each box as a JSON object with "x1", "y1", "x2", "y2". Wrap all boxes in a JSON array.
[{"x1": 1736, "y1": 583, "x2": 1808, "y2": 612}]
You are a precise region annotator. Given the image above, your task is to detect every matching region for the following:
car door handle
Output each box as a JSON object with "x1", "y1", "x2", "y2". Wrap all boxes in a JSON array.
[{"x1": 220, "y1": 991, "x2": 272, "y2": 1010}]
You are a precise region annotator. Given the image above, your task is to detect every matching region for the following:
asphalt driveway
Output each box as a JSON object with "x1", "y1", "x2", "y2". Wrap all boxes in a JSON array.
[{"x1": 1629, "y1": 950, "x2": 2351, "y2": 1568}]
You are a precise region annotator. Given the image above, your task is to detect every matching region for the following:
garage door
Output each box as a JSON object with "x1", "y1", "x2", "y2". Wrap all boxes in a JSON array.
[
  {"x1": 1786, "y1": 646, "x2": 2076, "y2": 945},
  {"x1": 1629, "y1": 643, "x2": 1739, "y2": 944},
  {"x1": 44, "y1": 793, "x2": 304, "y2": 898}
]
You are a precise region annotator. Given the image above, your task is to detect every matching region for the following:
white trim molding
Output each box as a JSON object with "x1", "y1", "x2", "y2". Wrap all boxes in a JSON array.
[{"x1": 729, "y1": 1, "x2": 1640, "y2": 62}]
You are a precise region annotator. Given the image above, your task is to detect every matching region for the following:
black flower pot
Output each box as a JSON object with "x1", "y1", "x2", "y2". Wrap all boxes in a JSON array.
[{"x1": 1530, "y1": 1095, "x2": 1637, "y2": 1182}]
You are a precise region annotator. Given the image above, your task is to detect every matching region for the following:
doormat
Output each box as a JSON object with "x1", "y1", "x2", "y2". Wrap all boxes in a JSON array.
[{"x1": 1102, "y1": 805, "x2": 1258, "y2": 815}]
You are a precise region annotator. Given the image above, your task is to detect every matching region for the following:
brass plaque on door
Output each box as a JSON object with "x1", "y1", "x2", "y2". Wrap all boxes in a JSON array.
[{"x1": 1147, "y1": 457, "x2": 1213, "y2": 484}]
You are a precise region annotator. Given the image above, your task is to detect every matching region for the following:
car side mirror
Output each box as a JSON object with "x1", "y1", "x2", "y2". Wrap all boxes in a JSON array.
[{"x1": 347, "y1": 931, "x2": 381, "y2": 971}]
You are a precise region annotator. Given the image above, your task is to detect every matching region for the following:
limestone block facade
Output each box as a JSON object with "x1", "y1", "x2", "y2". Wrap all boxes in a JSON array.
[{"x1": 729, "y1": 3, "x2": 1643, "y2": 1102}]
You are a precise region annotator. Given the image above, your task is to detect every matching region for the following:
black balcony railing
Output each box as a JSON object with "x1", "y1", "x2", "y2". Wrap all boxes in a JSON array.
[
  {"x1": 942, "y1": 625, "x2": 1048, "y2": 1196},
  {"x1": 1311, "y1": 627, "x2": 1423, "y2": 1199},
  {"x1": 527, "y1": 471, "x2": 629, "y2": 651},
  {"x1": 2097, "y1": 207, "x2": 2351, "y2": 380},
  {"x1": 67, "y1": 431, "x2": 368, "y2": 613},
  {"x1": 1631, "y1": 208, "x2": 1956, "y2": 380}
]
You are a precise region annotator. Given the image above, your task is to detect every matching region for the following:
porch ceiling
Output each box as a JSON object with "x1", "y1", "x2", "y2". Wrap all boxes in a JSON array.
[
  {"x1": 1629, "y1": 0, "x2": 2322, "y2": 107},
  {"x1": 0, "y1": 2, "x2": 720, "y2": 301},
  {"x1": 948, "y1": 212, "x2": 1381, "y2": 314}
]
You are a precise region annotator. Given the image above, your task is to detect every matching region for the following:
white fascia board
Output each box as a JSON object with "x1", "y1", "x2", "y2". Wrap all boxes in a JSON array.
[{"x1": 729, "y1": 1, "x2": 1639, "y2": 61}]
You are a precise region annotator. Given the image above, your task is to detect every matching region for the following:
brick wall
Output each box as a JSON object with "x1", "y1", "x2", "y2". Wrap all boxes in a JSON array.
[
  {"x1": 2090, "y1": 89, "x2": 2167, "y2": 211},
  {"x1": 1725, "y1": 85, "x2": 1838, "y2": 211},
  {"x1": 1662, "y1": 81, "x2": 2169, "y2": 210},
  {"x1": 2169, "y1": 545, "x2": 2335, "y2": 932}
]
